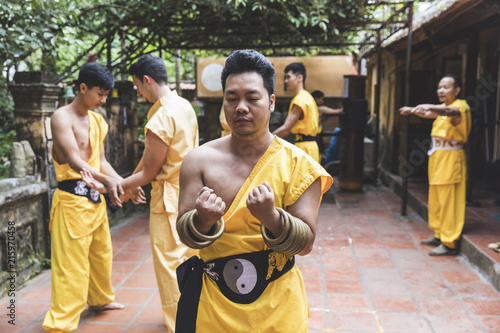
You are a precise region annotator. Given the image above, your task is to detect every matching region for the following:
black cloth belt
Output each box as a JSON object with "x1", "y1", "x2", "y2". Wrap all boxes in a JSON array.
[
  {"x1": 295, "y1": 134, "x2": 317, "y2": 143},
  {"x1": 57, "y1": 179, "x2": 120, "y2": 212},
  {"x1": 58, "y1": 179, "x2": 102, "y2": 203},
  {"x1": 175, "y1": 250, "x2": 295, "y2": 333}
]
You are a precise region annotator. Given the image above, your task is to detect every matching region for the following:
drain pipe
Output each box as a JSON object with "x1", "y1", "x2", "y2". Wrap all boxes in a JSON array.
[{"x1": 401, "y1": 2, "x2": 413, "y2": 216}]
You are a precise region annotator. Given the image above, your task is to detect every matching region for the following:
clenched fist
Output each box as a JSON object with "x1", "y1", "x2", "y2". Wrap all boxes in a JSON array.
[
  {"x1": 247, "y1": 182, "x2": 281, "y2": 233},
  {"x1": 195, "y1": 186, "x2": 226, "y2": 233}
]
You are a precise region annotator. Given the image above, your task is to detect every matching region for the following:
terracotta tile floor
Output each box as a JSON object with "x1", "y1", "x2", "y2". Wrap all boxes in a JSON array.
[{"x1": 3, "y1": 184, "x2": 500, "y2": 332}]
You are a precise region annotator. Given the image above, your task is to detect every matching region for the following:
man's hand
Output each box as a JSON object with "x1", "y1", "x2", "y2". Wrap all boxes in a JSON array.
[
  {"x1": 101, "y1": 176, "x2": 123, "y2": 208},
  {"x1": 399, "y1": 106, "x2": 413, "y2": 115},
  {"x1": 195, "y1": 187, "x2": 226, "y2": 234},
  {"x1": 81, "y1": 169, "x2": 107, "y2": 193},
  {"x1": 412, "y1": 104, "x2": 432, "y2": 116},
  {"x1": 120, "y1": 193, "x2": 130, "y2": 203},
  {"x1": 246, "y1": 182, "x2": 281, "y2": 234},
  {"x1": 126, "y1": 187, "x2": 147, "y2": 205}
]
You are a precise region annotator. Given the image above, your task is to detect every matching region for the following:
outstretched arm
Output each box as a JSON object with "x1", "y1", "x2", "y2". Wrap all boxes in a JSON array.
[
  {"x1": 399, "y1": 103, "x2": 461, "y2": 121},
  {"x1": 319, "y1": 105, "x2": 343, "y2": 117},
  {"x1": 319, "y1": 105, "x2": 343, "y2": 124}
]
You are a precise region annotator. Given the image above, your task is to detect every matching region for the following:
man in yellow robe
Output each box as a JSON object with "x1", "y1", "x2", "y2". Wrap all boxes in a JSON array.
[
  {"x1": 121, "y1": 55, "x2": 199, "y2": 331},
  {"x1": 43, "y1": 63, "x2": 125, "y2": 332},
  {"x1": 175, "y1": 50, "x2": 333, "y2": 332},
  {"x1": 273, "y1": 62, "x2": 321, "y2": 163},
  {"x1": 400, "y1": 74, "x2": 471, "y2": 256}
]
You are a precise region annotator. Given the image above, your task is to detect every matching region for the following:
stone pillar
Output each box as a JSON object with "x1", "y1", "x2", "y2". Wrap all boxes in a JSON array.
[
  {"x1": 1, "y1": 71, "x2": 57, "y2": 291},
  {"x1": 8, "y1": 72, "x2": 61, "y2": 180}
]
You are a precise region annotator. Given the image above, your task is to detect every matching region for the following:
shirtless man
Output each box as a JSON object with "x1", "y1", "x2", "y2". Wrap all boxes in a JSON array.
[
  {"x1": 43, "y1": 62, "x2": 124, "y2": 332},
  {"x1": 311, "y1": 90, "x2": 343, "y2": 125},
  {"x1": 174, "y1": 49, "x2": 332, "y2": 332}
]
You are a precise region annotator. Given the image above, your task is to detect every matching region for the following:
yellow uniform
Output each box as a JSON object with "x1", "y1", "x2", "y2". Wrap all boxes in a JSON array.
[
  {"x1": 428, "y1": 99, "x2": 471, "y2": 249},
  {"x1": 193, "y1": 137, "x2": 332, "y2": 332},
  {"x1": 290, "y1": 90, "x2": 321, "y2": 162},
  {"x1": 43, "y1": 111, "x2": 114, "y2": 332},
  {"x1": 145, "y1": 90, "x2": 199, "y2": 331}
]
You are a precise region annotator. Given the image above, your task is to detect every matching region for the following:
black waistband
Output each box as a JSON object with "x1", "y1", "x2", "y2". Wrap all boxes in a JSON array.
[
  {"x1": 175, "y1": 250, "x2": 295, "y2": 333},
  {"x1": 58, "y1": 179, "x2": 102, "y2": 204},
  {"x1": 295, "y1": 134, "x2": 317, "y2": 142}
]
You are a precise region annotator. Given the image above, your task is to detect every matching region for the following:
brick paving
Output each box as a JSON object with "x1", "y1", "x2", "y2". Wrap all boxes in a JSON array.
[{"x1": 2, "y1": 184, "x2": 500, "y2": 332}]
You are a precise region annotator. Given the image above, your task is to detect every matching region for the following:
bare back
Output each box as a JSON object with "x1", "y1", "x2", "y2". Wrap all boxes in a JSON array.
[{"x1": 51, "y1": 106, "x2": 92, "y2": 165}]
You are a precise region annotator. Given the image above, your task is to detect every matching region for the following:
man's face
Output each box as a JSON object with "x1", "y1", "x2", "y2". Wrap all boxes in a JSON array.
[
  {"x1": 315, "y1": 96, "x2": 324, "y2": 106},
  {"x1": 284, "y1": 70, "x2": 301, "y2": 92},
  {"x1": 223, "y1": 71, "x2": 275, "y2": 137},
  {"x1": 81, "y1": 84, "x2": 110, "y2": 109},
  {"x1": 437, "y1": 77, "x2": 459, "y2": 105},
  {"x1": 132, "y1": 75, "x2": 153, "y2": 103}
]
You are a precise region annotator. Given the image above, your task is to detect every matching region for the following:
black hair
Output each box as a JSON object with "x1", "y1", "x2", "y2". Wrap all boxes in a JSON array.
[
  {"x1": 311, "y1": 90, "x2": 324, "y2": 99},
  {"x1": 221, "y1": 49, "x2": 276, "y2": 97},
  {"x1": 284, "y1": 62, "x2": 307, "y2": 85},
  {"x1": 129, "y1": 54, "x2": 168, "y2": 85},
  {"x1": 442, "y1": 74, "x2": 462, "y2": 89},
  {"x1": 76, "y1": 62, "x2": 114, "y2": 91}
]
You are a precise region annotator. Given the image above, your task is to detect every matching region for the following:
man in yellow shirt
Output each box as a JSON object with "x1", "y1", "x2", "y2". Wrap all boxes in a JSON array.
[
  {"x1": 124, "y1": 55, "x2": 199, "y2": 331},
  {"x1": 273, "y1": 62, "x2": 321, "y2": 162},
  {"x1": 400, "y1": 74, "x2": 471, "y2": 256},
  {"x1": 82, "y1": 55, "x2": 199, "y2": 331},
  {"x1": 174, "y1": 50, "x2": 332, "y2": 332},
  {"x1": 43, "y1": 62, "x2": 124, "y2": 332}
]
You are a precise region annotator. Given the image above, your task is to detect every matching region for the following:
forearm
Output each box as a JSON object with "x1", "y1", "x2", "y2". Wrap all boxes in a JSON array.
[
  {"x1": 319, "y1": 105, "x2": 342, "y2": 116},
  {"x1": 299, "y1": 226, "x2": 315, "y2": 256},
  {"x1": 258, "y1": 208, "x2": 284, "y2": 238},
  {"x1": 428, "y1": 105, "x2": 460, "y2": 117},
  {"x1": 260, "y1": 208, "x2": 315, "y2": 256},
  {"x1": 273, "y1": 126, "x2": 291, "y2": 138},
  {"x1": 192, "y1": 211, "x2": 215, "y2": 234},
  {"x1": 133, "y1": 157, "x2": 144, "y2": 174},
  {"x1": 67, "y1": 155, "x2": 110, "y2": 183},
  {"x1": 121, "y1": 171, "x2": 155, "y2": 191},
  {"x1": 100, "y1": 160, "x2": 123, "y2": 181}
]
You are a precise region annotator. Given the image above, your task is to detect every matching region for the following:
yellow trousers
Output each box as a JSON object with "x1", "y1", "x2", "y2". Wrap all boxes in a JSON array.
[
  {"x1": 43, "y1": 210, "x2": 114, "y2": 332},
  {"x1": 428, "y1": 166, "x2": 466, "y2": 249},
  {"x1": 295, "y1": 141, "x2": 320, "y2": 163},
  {"x1": 150, "y1": 212, "x2": 197, "y2": 332}
]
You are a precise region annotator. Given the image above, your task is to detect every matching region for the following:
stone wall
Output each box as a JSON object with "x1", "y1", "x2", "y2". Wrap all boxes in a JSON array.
[{"x1": 0, "y1": 176, "x2": 49, "y2": 293}]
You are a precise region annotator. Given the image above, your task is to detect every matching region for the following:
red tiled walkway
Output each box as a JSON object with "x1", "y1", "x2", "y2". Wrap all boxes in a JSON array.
[{"x1": 3, "y1": 185, "x2": 500, "y2": 332}]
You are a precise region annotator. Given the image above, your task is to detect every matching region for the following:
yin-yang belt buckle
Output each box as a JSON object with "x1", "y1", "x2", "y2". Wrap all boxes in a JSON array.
[{"x1": 202, "y1": 250, "x2": 295, "y2": 304}]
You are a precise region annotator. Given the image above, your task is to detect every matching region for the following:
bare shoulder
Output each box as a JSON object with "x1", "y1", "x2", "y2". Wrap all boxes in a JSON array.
[
  {"x1": 183, "y1": 137, "x2": 228, "y2": 166},
  {"x1": 51, "y1": 105, "x2": 73, "y2": 127}
]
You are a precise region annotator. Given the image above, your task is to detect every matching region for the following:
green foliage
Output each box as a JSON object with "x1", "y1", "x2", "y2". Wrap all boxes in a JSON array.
[
  {"x1": 135, "y1": 102, "x2": 152, "y2": 140},
  {"x1": 0, "y1": 0, "x2": 418, "y2": 116},
  {"x1": 0, "y1": 84, "x2": 14, "y2": 132},
  {"x1": 0, "y1": 0, "x2": 387, "y2": 85},
  {"x1": 0, "y1": 130, "x2": 16, "y2": 180},
  {"x1": 26, "y1": 251, "x2": 51, "y2": 268}
]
